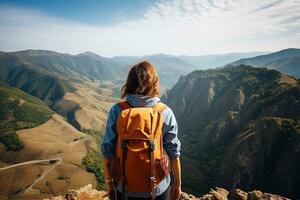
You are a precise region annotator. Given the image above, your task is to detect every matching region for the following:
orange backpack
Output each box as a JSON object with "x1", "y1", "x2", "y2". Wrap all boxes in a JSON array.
[{"x1": 115, "y1": 101, "x2": 170, "y2": 200}]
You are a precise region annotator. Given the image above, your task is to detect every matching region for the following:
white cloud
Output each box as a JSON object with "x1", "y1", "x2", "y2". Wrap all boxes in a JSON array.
[{"x1": 0, "y1": 0, "x2": 300, "y2": 56}]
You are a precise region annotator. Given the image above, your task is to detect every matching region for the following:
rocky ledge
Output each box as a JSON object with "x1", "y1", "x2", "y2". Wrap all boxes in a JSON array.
[
  {"x1": 44, "y1": 185, "x2": 290, "y2": 200},
  {"x1": 187, "y1": 187, "x2": 290, "y2": 200}
]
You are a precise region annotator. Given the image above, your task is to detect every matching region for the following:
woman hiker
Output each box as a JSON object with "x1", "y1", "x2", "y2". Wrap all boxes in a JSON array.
[{"x1": 101, "y1": 61, "x2": 181, "y2": 200}]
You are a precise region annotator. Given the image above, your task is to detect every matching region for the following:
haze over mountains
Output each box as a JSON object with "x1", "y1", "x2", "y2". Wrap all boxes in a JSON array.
[
  {"x1": 0, "y1": 48, "x2": 300, "y2": 199},
  {"x1": 229, "y1": 48, "x2": 300, "y2": 78},
  {"x1": 178, "y1": 52, "x2": 269, "y2": 69}
]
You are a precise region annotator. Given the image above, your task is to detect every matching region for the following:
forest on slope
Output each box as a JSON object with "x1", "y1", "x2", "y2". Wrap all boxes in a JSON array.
[{"x1": 0, "y1": 86, "x2": 53, "y2": 151}]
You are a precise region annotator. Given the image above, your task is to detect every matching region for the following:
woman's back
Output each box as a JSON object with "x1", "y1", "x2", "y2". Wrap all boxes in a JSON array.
[{"x1": 101, "y1": 61, "x2": 181, "y2": 200}]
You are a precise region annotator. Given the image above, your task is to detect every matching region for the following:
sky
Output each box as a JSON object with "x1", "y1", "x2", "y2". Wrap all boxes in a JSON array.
[{"x1": 0, "y1": 0, "x2": 300, "y2": 57}]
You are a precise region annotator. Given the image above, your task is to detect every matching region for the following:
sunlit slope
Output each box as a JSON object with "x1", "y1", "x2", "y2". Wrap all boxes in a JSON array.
[
  {"x1": 0, "y1": 114, "x2": 97, "y2": 200},
  {"x1": 53, "y1": 80, "x2": 119, "y2": 131}
]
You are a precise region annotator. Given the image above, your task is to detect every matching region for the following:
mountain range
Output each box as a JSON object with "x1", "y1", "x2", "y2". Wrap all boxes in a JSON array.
[
  {"x1": 1, "y1": 48, "x2": 299, "y2": 93},
  {"x1": 0, "y1": 49, "x2": 281, "y2": 91}
]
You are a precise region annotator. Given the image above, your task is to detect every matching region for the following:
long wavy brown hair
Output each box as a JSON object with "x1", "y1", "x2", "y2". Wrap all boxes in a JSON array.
[{"x1": 121, "y1": 61, "x2": 160, "y2": 98}]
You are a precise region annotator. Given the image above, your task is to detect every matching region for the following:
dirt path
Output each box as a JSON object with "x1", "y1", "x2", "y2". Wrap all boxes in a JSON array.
[{"x1": 0, "y1": 158, "x2": 62, "y2": 192}]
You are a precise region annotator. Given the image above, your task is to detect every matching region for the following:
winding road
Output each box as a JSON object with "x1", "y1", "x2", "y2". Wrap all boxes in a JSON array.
[{"x1": 0, "y1": 157, "x2": 62, "y2": 192}]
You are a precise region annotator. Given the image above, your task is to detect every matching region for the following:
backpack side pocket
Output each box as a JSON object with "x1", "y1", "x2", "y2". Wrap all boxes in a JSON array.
[{"x1": 155, "y1": 151, "x2": 170, "y2": 181}]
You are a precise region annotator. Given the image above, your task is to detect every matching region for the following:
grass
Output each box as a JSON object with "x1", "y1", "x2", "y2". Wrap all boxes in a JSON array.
[
  {"x1": 0, "y1": 129, "x2": 24, "y2": 151},
  {"x1": 81, "y1": 128, "x2": 105, "y2": 189},
  {"x1": 82, "y1": 148, "x2": 105, "y2": 190},
  {"x1": 81, "y1": 128, "x2": 103, "y2": 145},
  {"x1": 0, "y1": 86, "x2": 53, "y2": 151}
]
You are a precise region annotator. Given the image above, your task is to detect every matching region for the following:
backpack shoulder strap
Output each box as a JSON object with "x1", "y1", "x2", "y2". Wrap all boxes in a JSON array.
[
  {"x1": 118, "y1": 101, "x2": 131, "y2": 110},
  {"x1": 152, "y1": 102, "x2": 167, "y2": 114}
]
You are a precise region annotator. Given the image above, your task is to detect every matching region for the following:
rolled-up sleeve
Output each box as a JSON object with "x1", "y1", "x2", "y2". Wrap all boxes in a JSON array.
[
  {"x1": 162, "y1": 107, "x2": 181, "y2": 160},
  {"x1": 101, "y1": 104, "x2": 120, "y2": 159}
]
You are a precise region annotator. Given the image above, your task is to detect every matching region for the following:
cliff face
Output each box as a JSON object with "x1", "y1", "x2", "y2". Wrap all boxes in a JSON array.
[
  {"x1": 216, "y1": 118, "x2": 300, "y2": 196},
  {"x1": 44, "y1": 184, "x2": 290, "y2": 200},
  {"x1": 162, "y1": 66, "x2": 300, "y2": 198}
]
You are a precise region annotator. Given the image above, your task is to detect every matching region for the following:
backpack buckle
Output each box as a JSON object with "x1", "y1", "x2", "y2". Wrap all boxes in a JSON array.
[{"x1": 149, "y1": 141, "x2": 155, "y2": 151}]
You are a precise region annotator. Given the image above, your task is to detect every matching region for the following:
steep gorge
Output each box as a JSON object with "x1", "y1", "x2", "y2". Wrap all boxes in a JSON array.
[{"x1": 163, "y1": 65, "x2": 300, "y2": 199}]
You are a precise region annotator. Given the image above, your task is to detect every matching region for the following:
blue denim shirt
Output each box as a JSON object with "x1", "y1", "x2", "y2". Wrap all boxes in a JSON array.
[{"x1": 101, "y1": 94, "x2": 181, "y2": 197}]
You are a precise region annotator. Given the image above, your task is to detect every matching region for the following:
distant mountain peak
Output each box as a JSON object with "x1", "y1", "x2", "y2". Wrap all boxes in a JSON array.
[
  {"x1": 229, "y1": 48, "x2": 300, "y2": 78},
  {"x1": 277, "y1": 47, "x2": 300, "y2": 52},
  {"x1": 77, "y1": 51, "x2": 109, "y2": 60},
  {"x1": 16, "y1": 49, "x2": 60, "y2": 56},
  {"x1": 147, "y1": 53, "x2": 174, "y2": 57},
  {"x1": 79, "y1": 51, "x2": 100, "y2": 56}
]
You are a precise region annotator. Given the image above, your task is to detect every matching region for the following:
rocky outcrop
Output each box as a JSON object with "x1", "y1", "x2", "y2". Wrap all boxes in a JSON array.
[
  {"x1": 43, "y1": 185, "x2": 107, "y2": 200},
  {"x1": 44, "y1": 185, "x2": 289, "y2": 200},
  {"x1": 199, "y1": 187, "x2": 290, "y2": 200}
]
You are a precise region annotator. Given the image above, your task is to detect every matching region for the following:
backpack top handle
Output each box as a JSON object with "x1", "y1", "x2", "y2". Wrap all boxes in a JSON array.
[{"x1": 118, "y1": 100, "x2": 166, "y2": 113}]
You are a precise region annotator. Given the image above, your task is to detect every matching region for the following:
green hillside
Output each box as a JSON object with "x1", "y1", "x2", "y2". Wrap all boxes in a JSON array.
[
  {"x1": 163, "y1": 65, "x2": 300, "y2": 199},
  {"x1": 0, "y1": 86, "x2": 53, "y2": 151},
  {"x1": 0, "y1": 53, "x2": 74, "y2": 104}
]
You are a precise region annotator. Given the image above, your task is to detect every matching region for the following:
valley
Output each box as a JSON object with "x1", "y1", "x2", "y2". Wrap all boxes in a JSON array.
[{"x1": 53, "y1": 80, "x2": 119, "y2": 131}]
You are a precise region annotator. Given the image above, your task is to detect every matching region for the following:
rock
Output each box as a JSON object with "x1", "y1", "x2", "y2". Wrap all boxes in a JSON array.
[
  {"x1": 197, "y1": 188, "x2": 290, "y2": 200},
  {"x1": 247, "y1": 190, "x2": 264, "y2": 200},
  {"x1": 199, "y1": 187, "x2": 228, "y2": 200},
  {"x1": 44, "y1": 184, "x2": 108, "y2": 200},
  {"x1": 44, "y1": 185, "x2": 290, "y2": 200},
  {"x1": 247, "y1": 190, "x2": 290, "y2": 200},
  {"x1": 180, "y1": 192, "x2": 199, "y2": 200},
  {"x1": 228, "y1": 189, "x2": 247, "y2": 200}
]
